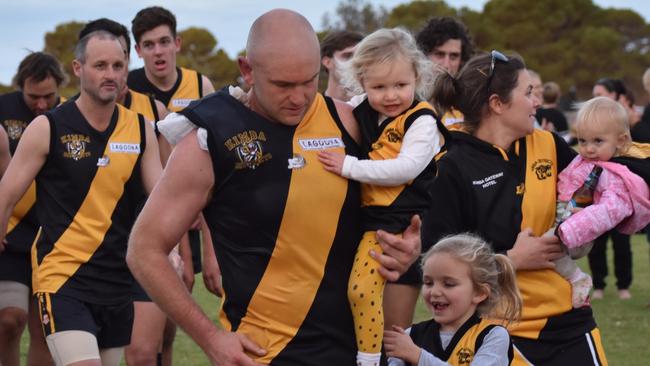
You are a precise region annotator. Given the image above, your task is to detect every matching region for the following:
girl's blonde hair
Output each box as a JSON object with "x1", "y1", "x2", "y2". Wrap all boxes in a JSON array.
[
  {"x1": 339, "y1": 27, "x2": 437, "y2": 101},
  {"x1": 422, "y1": 233, "x2": 522, "y2": 325},
  {"x1": 575, "y1": 96, "x2": 632, "y2": 152}
]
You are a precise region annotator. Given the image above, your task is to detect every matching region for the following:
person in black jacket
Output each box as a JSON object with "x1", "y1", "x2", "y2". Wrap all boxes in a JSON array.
[{"x1": 424, "y1": 51, "x2": 608, "y2": 365}]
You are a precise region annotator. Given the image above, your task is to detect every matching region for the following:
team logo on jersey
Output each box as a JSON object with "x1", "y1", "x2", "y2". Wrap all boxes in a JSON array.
[
  {"x1": 3, "y1": 119, "x2": 27, "y2": 140},
  {"x1": 298, "y1": 137, "x2": 344, "y2": 151},
  {"x1": 225, "y1": 130, "x2": 271, "y2": 170},
  {"x1": 61, "y1": 134, "x2": 91, "y2": 161},
  {"x1": 384, "y1": 128, "x2": 402, "y2": 143},
  {"x1": 97, "y1": 155, "x2": 110, "y2": 167},
  {"x1": 456, "y1": 347, "x2": 473, "y2": 364},
  {"x1": 287, "y1": 154, "x2": 305, "y2": 169},
  {"x1": 532, "y1": 159, "x2": 553, "y2": 180}
]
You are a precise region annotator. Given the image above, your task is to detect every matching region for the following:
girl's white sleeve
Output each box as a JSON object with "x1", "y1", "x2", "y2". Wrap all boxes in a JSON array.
[{"x1": 341, "y1": 115, "x2": 440, "y2": 186}]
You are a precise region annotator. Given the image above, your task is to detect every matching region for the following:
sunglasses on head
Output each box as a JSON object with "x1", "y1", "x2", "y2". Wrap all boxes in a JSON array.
[{"x1": 486, "y1": 50, "x2": 509, "y2": 92}]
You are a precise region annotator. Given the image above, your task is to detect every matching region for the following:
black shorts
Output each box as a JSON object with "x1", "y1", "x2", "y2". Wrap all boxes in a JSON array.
[
  {"x1": 188, "y1": 229, "x2": 202, "y2": 274},
  {"x1": 513, "y1": 327, "x2": 607, "y2": 365},
  {"x1": 390, "y1": 261, "x2": 422, "y2": 286},
  {"x1": 0, "y1": 249, "x2": 31, "y2": 286},
  {"x1": 37, "y1": 292, "x2": 134, "y2": 349},
  {"x1": 131, "y1": 278, "x2": 151, "y2": 302}
]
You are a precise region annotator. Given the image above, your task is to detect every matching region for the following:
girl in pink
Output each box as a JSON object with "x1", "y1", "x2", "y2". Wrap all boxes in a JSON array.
[{"x1": 555, "y1": 96, "x2": 650, "y2": 307}]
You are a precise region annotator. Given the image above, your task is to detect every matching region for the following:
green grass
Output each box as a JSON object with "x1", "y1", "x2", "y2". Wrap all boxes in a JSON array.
[{"x1": 21, "y1": 235, "x2": 650, "y2": 365}]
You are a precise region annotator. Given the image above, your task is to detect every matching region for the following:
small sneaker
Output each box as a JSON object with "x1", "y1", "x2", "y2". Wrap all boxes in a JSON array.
[
  {"x1": 592, "y1": 289, "x2": 604, "y2": 300},
  {"x1": 618, "y1": 289, "x2": 631, "y2": 300}
]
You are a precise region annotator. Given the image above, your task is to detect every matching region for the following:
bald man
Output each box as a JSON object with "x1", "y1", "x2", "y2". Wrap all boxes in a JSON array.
[{"x1": 127, "y1": 9, "x2": 421, "y2": 366}]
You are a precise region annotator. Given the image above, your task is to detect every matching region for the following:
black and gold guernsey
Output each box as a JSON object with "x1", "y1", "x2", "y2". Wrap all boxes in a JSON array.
[
  {"x1": 123, "y1": 89, "x2": 159, "y2": 122},
  {"x1": 127, "y1": 66, "x2": 203, "y2": 112},
  {"x1": 33, "y1": 101, "x2": 145, "y2": 304},
  {"x1": 179, "y1": 88, "x2": 361, "y2": 365},
  {"x1": 407, "y1": 314, "x2": 512, "y2": 366},
  {"x1": 353, "y1": 99, "x2": 440, "y2": 232},
  {"x1": 0, "y1": 91, "x2": 64, "y2": 255},
  {"x1": 424, "y1": 129, "x2": 608, "y2": 363}
]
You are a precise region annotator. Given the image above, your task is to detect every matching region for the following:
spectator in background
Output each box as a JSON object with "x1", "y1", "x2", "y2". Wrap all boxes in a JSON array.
[
  {"x1": 415, "y1": 17, "x2": 473, "y2": 77},
  {"x1": 415, "y1": 16, "x2": 474, "y2": 130},
  {"x1": 632, "y1": 69, "x2": 650, "y2": 143},
  {"x1": 536, "y1": 81, "x2": 569, "y2": 134},
  {"x1": 320, "y1": 30, "x2": 364, "y2": 101}
]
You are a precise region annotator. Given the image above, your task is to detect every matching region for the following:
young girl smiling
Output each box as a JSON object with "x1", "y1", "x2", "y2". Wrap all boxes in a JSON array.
[{"x1": 385, "y1": 234, "x2": 522, "y2": 366}]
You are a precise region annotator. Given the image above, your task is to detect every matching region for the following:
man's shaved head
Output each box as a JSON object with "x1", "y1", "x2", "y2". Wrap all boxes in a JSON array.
[
  {"x1": 240, "y1": 9, "x2": 322, "y2": 126},
  {"x1": 246, "y1": 9, "x2": 319, "y2": 65}
]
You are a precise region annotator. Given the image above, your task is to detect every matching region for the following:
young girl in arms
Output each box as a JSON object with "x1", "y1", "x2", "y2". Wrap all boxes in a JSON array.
[
  {"x1": 554, "y1": 96, "x2": 650, "y2": 304},
  {"x1": 318, "y1": 28, "x2": 444, "y2": 366},
  {"x1": 384, "y1": 233, "x2": 522, "y2": 366}
]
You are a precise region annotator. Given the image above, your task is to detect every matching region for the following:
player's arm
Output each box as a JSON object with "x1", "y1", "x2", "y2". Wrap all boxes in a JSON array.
[
  {"x1": 0, "y1": 116, "x2": 50, "y2": 242},
  {"x1": 140, "y1": 118, "x2": 163, "y2": 195},
  {"x1": 0, "y1": 126, "x2": 10, "y2": 177},
  {"x1": 127, "y1": 130, "x2": 264, "y2": 365},
  {"x1": 333, "y1": 99, "x2": 360, "y2": 143},
  {"x1": 202, "y1": 75, "x2": 216, "y2": 96}
]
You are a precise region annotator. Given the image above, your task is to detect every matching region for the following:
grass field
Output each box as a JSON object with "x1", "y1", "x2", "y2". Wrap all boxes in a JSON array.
[{"x1": 21, "y1": 234, "x2": 650, "y2": 365}]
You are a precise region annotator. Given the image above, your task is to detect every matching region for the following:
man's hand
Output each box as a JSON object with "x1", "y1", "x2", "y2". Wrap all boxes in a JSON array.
[
  {"x1": 169, "y1": 247, "x2": 185, "y2": 278},
  {"x1": 317, "y1": 150, "x2": 345, "y2": 176},
  {"x1": 372, "y1": 215, "x2": 422, "y2": 282},
  {"x1": 384, "y1": 325, "x2": 421, "y2": 365},
  {"x1": 205, "y1": 331, "x2": 266, "y2": 366},
  {"x1": 203, "y1": 251, "x2": 223, "y2": 297},
  {"x1": 507, "y1": 228, "x2": 564, "y2": 270}
]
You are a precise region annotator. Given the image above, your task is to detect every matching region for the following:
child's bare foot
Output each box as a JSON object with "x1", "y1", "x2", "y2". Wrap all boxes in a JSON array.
[
  {"x1": 592, "y1": 289, "x2": 604, "y2": 300},
  {"x1": 618, "y1": 289, "x2": 631, "y2": 300}
]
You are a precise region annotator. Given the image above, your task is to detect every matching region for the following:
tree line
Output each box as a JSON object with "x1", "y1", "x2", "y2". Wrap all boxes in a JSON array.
[{"x1": 3, "y1": 0, "x2": 649, "y2": 103}]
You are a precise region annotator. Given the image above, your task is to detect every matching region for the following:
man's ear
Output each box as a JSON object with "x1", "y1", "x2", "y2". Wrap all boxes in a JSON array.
[
  {"x1": 72, "y1": 59, "x2": 82, "y2": 78},
  {"x1": 321, "y1": 56, "x2": 333, "y2": 72},
  {"x1": 174, "y1": 36, "x2": 182, "y2": 53},
  {"x1": 238, "y1": 56, "x2": 254, "y2": 86}
]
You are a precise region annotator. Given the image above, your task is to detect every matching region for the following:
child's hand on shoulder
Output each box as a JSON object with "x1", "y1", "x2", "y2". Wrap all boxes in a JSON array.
[
  {"x1": 384, "y1": 325, "x2": 421, "y2": 364},
  {"x1": 318, "y1": 150, "x2": 345, "y2": 176}
]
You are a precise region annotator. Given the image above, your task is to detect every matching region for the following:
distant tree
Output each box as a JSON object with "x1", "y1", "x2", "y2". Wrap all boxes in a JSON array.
[
  {"x1": 321, "y1": 0, "x2": 388, "y2": 34},
  {"x1": 0, "y1": 84, "x2": 12, "y2": 94},
  {"x1": 177, "y1": 27, "x2": 239, "y2": 90},
  {"x1": 385, "y1": 0, "x2": 458, "y2": 32},
  {"x1": 43, "y1": 21, "x2": 84, "y2": 97},
  {"x1": 466, "y1": 0, "x2": 650, "y2": 99}
]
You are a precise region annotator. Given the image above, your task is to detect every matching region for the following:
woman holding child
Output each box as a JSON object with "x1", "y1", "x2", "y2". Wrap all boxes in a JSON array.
[{"x1": 422, "y1": 51, "x2": 608, "y2": 365}]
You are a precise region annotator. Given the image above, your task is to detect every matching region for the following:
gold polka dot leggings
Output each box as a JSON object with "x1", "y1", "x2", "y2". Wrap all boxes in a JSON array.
[{"x1": 349, "y1": 230, "x2": 385, "y2": 353}]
